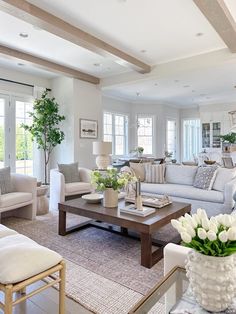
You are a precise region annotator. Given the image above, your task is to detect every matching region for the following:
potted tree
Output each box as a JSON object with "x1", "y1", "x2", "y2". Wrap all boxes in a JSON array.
[{"x1": 22, "y1": 90, "x2": 65, "y2": 184}]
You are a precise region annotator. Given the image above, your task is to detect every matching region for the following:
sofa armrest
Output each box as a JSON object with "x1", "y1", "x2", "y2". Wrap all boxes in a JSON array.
[
  {"x1": 79, "y1": 167, "x2": 92, "y2": 183},
  {"x1": 164, "y1": 243, "x2": 190, "y2": 275},
  {"x1": 11, "y1": 174, "x2": 37, "y2": 194},
  {"x1": 224, "y1": 178, "x2": 236, "y2": 211}
]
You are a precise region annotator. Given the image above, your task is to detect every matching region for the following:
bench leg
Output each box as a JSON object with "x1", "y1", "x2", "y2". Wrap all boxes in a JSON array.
[
  {"x1": 5, "y1": 284, "x2": 13, "y2": 314},
  {"x1": 59, "y1": 261, "x2": 66, "y2": 314}
]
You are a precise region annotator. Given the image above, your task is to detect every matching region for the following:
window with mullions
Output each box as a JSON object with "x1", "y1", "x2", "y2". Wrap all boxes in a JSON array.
[{"x1": 103, "y1": 112, "x2": 128, "y2": 156}]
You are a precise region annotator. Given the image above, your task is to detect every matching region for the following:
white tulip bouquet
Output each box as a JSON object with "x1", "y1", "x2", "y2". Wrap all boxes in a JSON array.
[{"x1": 171, "y1": 208, "x2": 236, "y2": 256}]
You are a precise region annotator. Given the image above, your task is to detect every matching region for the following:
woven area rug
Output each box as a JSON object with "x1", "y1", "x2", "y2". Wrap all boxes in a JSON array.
[{"x1": 3, "y1": 211, "x2": 178, "y2": 313}]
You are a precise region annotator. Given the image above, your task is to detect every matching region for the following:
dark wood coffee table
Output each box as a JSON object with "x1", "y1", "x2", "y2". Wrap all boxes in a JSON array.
[{"x1": 58, "y1": 199, "x2": 191, "y2": 268}]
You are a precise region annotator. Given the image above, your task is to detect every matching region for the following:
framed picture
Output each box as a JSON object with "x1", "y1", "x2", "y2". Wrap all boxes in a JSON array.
[{"x1": 80, "y1": 119, "x2": 98, "y2": 139}]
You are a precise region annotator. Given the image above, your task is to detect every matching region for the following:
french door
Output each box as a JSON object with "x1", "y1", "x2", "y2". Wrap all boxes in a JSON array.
[{"x1": 0, "y1": 93, "x2": 34, "y2": 174}]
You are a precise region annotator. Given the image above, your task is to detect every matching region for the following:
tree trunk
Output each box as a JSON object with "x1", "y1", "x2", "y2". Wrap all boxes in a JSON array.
[{"x1": 44, "y1": 150, "x2": 47, "y2": 185}]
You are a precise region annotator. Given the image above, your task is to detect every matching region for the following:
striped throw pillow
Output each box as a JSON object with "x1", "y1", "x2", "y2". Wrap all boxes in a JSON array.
[{"x1": 144, "y1": 164, "x2": 166, "y2": 183}]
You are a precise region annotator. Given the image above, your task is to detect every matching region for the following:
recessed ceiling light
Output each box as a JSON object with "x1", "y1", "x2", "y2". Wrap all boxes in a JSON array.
[
  {"x1": 136, "y1": 92, "x2": 141, "y2": 97},
  {"x1": 196, "y1": 32, "x2": 204, "y2": 37},
  {"x1": 183, "y1": 85, "x2": 190, "y2": 88},
  {"x1": 174, "y1": 80, "x2": 179, "y2": 83},
  {"x1": 19, "y1": 32, "x2": 29, "y2": 38},
  {"x1": 93, "y1": 63, "x2": 102, "y2": 67},
  {"x1": 17, "y1": 63, "x2": 25, "y2": 66},
  {"x1": 140, "y1": 49, "x2": 147, "y2": 53},
  {"x1": 154, "y1": 83, "x2": 158, "y2": 86}
]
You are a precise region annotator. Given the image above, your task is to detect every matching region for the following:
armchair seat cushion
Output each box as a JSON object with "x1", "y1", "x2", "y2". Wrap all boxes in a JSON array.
[
  {"x1": 65, "y1": 182, "x2": 91, "y2": 195},
  {"x1": 0, "y1": 234, "x2": 62, "y2": 284},
  {"x1": 0, "y1": 192, "x2": 32, "y2": 208}
]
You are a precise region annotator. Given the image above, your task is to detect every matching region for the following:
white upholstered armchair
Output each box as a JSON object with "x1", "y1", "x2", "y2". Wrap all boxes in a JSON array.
[
  {"x1": 49, "y1": 167, "x2": 93, "y2": 210},
  {"x1": 1, "y1": 173, "x2": 37, "y2": 221}
]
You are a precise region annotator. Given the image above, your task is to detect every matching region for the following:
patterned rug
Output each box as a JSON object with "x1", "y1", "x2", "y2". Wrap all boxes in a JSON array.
[{"x1": 3, "y1": 211, "x2": 178, "y2": 313}]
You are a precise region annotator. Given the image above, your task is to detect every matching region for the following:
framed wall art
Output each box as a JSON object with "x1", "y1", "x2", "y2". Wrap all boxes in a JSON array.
[{"x1": 80, "y1": 119, "x2": 98, "y2": 139}]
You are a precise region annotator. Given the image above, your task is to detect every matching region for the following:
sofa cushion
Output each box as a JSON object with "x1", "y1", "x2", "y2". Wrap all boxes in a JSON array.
[
  {"x1": 141, "y1": 183, "x2": 223, "y2": 203},
  {"x1": 129, "y1": 162, "x2": 146, "y2": 181},
  {"x1": 0, "y1": 167, "x2": 13, "y2": 194},
  {"x1": 0, "y1": 192, "x2": 32, "y2": 208},
  {"x1": 144, "y1": 163, "x2": 165, "y2": 183},
  {"x1": 58, "y1": 162, "x2": 80, "y2": 183},
  {"x1": 0, "y1": 234, "x2": 62, "y2": 284},
  {"x1": 65, "y1": 182, "x2": 91, "y2": 195},
  {"x1": 0, "y1": 224, "x2": 18, "y2": 238},
  {"x1": 213, "y1": 167, "x2": 236, "y2": 192},
  {"x1": 193, "y1": 166, "x2": 218, "y2": 190},
  {"x1": 165, "y1": 165, "x2": 198, "y2": 186}
]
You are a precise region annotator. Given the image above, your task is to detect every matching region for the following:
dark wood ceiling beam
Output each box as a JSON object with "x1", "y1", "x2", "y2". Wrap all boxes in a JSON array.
[
  {"x1": 193, "y1": 0, "x2": 236, "y2": 52},
  {"x1": 0, "y1": 0, "x2": 151, "y2": 73},
  {"x1": 0, "y1": 44, "x2": 100, "y2": 84}
]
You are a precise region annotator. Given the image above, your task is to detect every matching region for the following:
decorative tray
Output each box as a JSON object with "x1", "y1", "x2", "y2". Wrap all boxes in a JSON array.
[{"x1": 125, "y1": 195, "x2": 172, "y2": 208}]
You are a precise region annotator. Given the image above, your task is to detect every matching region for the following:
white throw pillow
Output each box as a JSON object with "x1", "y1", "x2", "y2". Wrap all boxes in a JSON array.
[
  {"x1": 213, "y1": 168, "x2": 236, "y2": 192},
  {"x1": 165, "y1": 165, "x2": 198, "y2": 186},
  {"x1": 144, "y1": 163, "x2": 166, "y2": 183}
]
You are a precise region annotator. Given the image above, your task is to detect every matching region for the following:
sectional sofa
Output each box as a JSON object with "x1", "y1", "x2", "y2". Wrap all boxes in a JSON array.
[{"x1": 138, "y1": 164, "x2": 236, "y2": 217}]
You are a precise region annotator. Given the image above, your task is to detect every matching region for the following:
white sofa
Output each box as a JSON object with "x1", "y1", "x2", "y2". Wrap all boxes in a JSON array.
[
  {"x1": 49, "y1": 167, "x2": 93, "y2": 210},
  {"x1": 0, "y1": 173, "x2": 37, "y2": 221},
  {"x1": 140, "y1": 164, "x2": 236, "y2": 217}
]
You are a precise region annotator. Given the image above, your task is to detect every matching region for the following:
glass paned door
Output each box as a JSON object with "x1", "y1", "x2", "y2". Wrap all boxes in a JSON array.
[
  {"x1": 0, "y1": 95, "x2": 8, "y2": 169},
  {"x1": 15, "y1": 100, "x2": 33, "y2": 175}
]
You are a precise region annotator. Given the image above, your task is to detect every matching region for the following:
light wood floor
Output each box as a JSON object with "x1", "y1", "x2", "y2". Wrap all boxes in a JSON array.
[{"x1": 0, "y1": 281, "x2": 92, "y2": 314}]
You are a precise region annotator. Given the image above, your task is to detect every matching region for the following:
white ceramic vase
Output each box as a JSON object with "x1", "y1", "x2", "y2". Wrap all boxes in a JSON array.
[
  {"x1": 103, "y1": 188, "x2": 118, "y2": 208},
  {"x1": 186, "y1": 250, "x2": 236, "y2": 312}
]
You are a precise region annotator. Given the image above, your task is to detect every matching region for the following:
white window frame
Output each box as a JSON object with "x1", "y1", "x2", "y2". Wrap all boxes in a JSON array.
[
  {"x1": 136, "y1": 114, "x2": 155, "y2": 156},
  {"x1": 103, "y1": 111, "x2": 129, "y2": 156},
  {"x1": 166, "y1": 118, "x2": 177, "y2": 159}
]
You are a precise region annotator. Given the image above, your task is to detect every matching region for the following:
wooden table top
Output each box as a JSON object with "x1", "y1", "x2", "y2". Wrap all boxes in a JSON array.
[{"x1": 59, "y1": 198, "x2": 191, "y2": 233}]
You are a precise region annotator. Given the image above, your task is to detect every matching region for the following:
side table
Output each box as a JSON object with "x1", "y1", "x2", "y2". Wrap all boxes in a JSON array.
[{"x1": 36, "y1": 185, "x2": 49, "y2": 215}]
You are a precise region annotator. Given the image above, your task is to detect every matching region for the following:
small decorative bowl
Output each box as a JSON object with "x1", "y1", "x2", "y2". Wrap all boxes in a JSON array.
[
  {"x1": 204, "y1": 160, "x2": 216, "y2": 165},
  {"x1": 82, "y1": 193, "x2": 103, "y2": 204}
]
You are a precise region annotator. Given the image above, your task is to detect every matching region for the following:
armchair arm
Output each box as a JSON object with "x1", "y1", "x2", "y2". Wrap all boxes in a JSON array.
[
  {"x1": 79, "y1": 167, "x2": 92, "y2": 183},
  {"x1": 11, "y1": 174, "x2": 37, "y2": 194},
  {"x1": 49, "y1": 169, "x2": 65, "y2": 210},
  {"x1": 224, "y1": 178, "x2": 236, "y2": 211},
  {"x1": 164, "y1": 243, "x2": 190, "y2": 275}
]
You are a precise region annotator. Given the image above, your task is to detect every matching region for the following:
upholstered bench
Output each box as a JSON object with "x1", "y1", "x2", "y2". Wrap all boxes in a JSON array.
[{"x1": 0, "y1": 224, "x2": 65, "y2": 314}]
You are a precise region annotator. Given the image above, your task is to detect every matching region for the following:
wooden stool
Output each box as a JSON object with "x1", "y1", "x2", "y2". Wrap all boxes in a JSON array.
[{"x1": 0, "y1": 260, "x2": 65, "y2": 314}]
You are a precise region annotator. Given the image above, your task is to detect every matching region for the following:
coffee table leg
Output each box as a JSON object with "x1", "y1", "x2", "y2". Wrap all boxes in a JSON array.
[
  {"x1": 59, "y1": 209, "x2": 66, "y2": 236},
  {"x1": 141, "y1": 233, "x2": 152, "y2": 268}
]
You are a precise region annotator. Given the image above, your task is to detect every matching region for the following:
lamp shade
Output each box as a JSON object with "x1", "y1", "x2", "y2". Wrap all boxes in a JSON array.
[{"x1": 93, "y1": 141, "x2": 112, "y2": 155}]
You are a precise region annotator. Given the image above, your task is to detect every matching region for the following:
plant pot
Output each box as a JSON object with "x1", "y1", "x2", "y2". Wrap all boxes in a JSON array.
[
  {"x1": 186, "y1": 250, "x2": 236, "y2": 312},
  {"x1": 103, "y1": 188, "x2": 118, "y2": 208}
]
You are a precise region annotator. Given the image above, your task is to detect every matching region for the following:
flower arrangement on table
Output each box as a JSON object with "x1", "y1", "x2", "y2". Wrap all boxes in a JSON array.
[
  {"x1": 91, "y1": 168, "x2": 135, "y2": 192},
  {"x1": 172, "y1": 209, "x2": 236, "y2": 312},
  {"x1": 171, "y1": 208, "x2": 236, "y2": 256}
]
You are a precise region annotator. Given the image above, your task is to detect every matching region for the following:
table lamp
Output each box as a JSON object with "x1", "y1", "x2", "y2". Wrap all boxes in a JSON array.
[{"x1": 93, "y1": 141, "x2": 112, "y2": 169}]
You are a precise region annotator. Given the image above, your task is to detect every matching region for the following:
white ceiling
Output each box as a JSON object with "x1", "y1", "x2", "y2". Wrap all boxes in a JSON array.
[
  {"x1": 28, "y1": 0, "x2": 226, "y2": 65},
  {"x1": 0, "y1": 0, "x2": 236, "y2": 108},
  {"x1": 103, "y1": 62, "x2": 236, "y2": 108}
]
